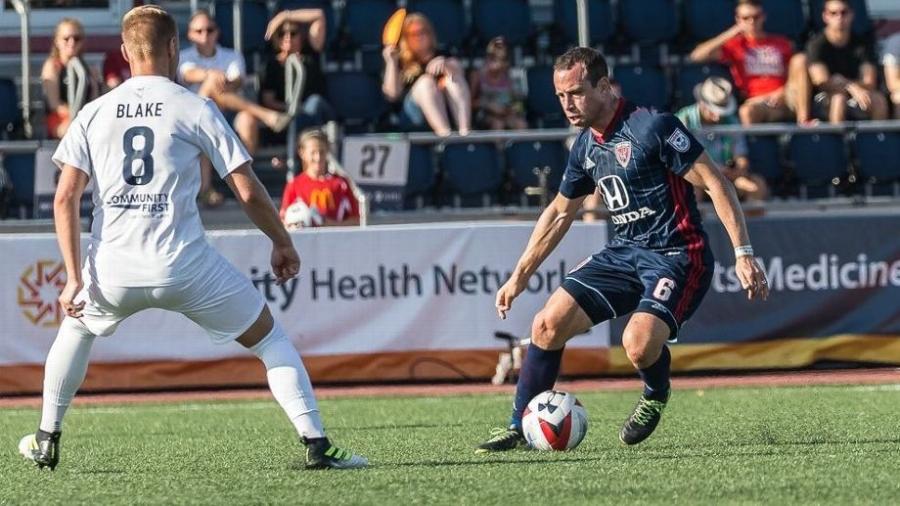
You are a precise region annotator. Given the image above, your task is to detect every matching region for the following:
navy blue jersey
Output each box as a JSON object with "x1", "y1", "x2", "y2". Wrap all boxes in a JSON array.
[{"x1": 560, "y1": 100, "x2": 708, "y2": 253}]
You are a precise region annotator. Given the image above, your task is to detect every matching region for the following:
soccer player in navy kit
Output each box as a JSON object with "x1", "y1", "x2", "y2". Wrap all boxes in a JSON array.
[{"x1": 477, "y1": 47, "x2": 769, "y2": 452}]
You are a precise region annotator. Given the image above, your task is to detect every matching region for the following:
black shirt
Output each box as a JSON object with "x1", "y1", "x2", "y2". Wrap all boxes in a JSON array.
[
  {"x1": 806, "y1": 32, "x2": 876, "y2": 82},
  {"x1": 259, "y1": 47, "x2": 326, "y2": 104}
]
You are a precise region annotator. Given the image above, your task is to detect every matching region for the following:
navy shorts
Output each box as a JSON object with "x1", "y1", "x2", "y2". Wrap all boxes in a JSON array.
[{"x1": 561, "y1": 245, "x2": 714, "y2": 340}]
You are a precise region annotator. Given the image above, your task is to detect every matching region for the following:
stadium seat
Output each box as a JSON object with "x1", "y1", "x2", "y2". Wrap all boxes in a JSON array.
[
  {"x1": 407, "y1": 0, "x2": 467, "y2": 53},
  {"x1": 855, "y1": 131, "x2": 900, "y2": 197},
  {"x1": 472, "y1": 0, "x2": 533, "y2": 49},
  {"x1": 675, "y1": 63, "x2": 732, "y2": 109},
  {"x1": 405, "y1": 145, "x2": 437, "y2": 208},
  {"x1": 553, "y1": 0, "x2": 614, "y2": 47},
  {"x1": 214, "y1": 0, "x2": 269, "y2": 55},
  {"x1": 440, "y1": 143, "x2": 502, "y2": 207},
  {"x1": 683, "y1": 0, "x2": 735, "y2": 44},
  {"x1": 759, "y1": 0, "x2": 806, "y2": 43},
  {"x1": 809, "y1": 0, "x2": 872, "y2": 36},
  {"x1": 0, "y1": 78, "x2": 20, "y2": 139},
  {"x1": 789, "y1": 132, "x2": 847, "y2": 198},
  {"x1": 619, "y1": 0, "x2": 679, "y2": 45},
  {"x1": 275, "y1": 0, "x2": 339, "y2": 50},
  {"x1": 613, "y1": 65, "x2": 668, "y2": 111},
  {"x1": 525, "y1": 65, "x2": 566, "y2": 128},
  {"x1": 505, "y1": 141, "x2": 566, "y2": 205},
  {"x1": 324, "y1": 71, "x2": 388, "y2": 133},
  {"x1": 746, "y1": 135, "x2": 783, "y2": 189},
  {"x1": 340, "y1": 0, "x2": 397, "y2": 52},
  {"x1": 3, "y1": 152, "x2": 35, "y2": 216}
]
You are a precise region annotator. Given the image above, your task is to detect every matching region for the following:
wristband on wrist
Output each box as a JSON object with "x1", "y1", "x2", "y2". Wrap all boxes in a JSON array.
[{"x1": 734, "y1": 245, "x2": 754, "y2": 258}]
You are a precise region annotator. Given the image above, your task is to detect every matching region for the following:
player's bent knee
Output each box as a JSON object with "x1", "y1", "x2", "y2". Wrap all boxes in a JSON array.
[
  {"x1": 235, "y1": 306, "x2": 274, "y2": 348},
  {"x1": 530, "y1": 312, "x2": 568, "y2": 350}
]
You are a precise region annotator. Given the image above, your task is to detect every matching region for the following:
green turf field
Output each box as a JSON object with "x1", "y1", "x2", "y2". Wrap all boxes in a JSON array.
[{"x1": 3, "y1": 384, "x2": 900, "y2": 505}]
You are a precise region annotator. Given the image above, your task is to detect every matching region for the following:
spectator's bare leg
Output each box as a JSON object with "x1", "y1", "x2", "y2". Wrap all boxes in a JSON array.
[
  {"x1": 867, "y1": 90, "x2": 889, "y2": 120},
  {"x1": 738, "y1": 99, "x2": 768, "y2": 125},
  {"x1": 197, "y1": 77, "x2": 289, "y2": 132},
  {"x1": 508, "y1": 114, "x2": 528, "y2": 130},
  {"x1": 486, "y1": 115, "x2": 505, "y2": 131},
  {"x1": 234, "y1": 111, "x2": 260, "y2": 154},
  {"x1": 892, "y1": 91, "x2": 900, "y2": 119},
  {"x1": 411, "y1": 75, "x2": 452, "y2": 136},
  {"x1": 828, "y1": 93, "x2": 847, "y2": 123},
  {"x1": 786, "y1": 53, "x2": 811, "y2": 123},
  {"x1": 198, "y1": 155, "x2": 224, "y2": 207},
  {"x1": 442, "y1": 70, "x2": 472, "y2": 135}
]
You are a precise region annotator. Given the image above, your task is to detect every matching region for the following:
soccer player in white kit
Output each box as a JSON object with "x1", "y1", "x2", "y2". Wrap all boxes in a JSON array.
[{"x1": 18, "y1": 5, "x2": 367, "y2": 470}]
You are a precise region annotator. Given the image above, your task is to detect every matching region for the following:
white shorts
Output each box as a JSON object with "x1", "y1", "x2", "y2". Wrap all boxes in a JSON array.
[{"x1": 74, "y1": 250, "x2": 266, "y2": 344}]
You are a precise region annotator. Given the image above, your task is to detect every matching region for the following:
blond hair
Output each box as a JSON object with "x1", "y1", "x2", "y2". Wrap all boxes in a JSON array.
[
  {"x1": 51, "y1": 18, "x2": 84, "y2": 61},
  {"x1": 398, "y1": 13, "x2": 437, "y2": 85},
  {"x1": 121, "y1": 5, "x2": 177, "y2": 62},
  {"x1": 298, "y1": 128, "x2": 329, "y2": 150}
]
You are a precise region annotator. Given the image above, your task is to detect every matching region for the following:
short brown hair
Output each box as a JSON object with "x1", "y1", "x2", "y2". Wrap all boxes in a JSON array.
[
  {"x1": 736, "y1": 0, "x2": 763, "y2": 9},
  {"x1": 553, "y1": 47, "x2": 608, "y2": 87},
  {"x1": 121, "y1": 5, "x2": 177, "y2": 61},
  {"x1": 823, "y1": 0, "x2": 851, "y2": 10}
]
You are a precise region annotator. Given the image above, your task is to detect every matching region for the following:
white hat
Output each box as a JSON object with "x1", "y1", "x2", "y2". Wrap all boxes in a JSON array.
[{"x1": 693, "y1": 77, "x2": 737, "y2": 116}]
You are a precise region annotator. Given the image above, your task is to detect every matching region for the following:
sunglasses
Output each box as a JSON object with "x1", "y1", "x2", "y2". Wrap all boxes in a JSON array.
[
  {"x1": 192, "y1": 27, "x2": 217, "y2": 34},
  {"x1": 62, "y1": 34, "x2": 83, "y2": 42}
]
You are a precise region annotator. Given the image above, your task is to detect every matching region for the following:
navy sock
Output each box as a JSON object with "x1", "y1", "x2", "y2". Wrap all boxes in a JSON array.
[
  {"x1": 509, "y1": 344, "x2": 564, "y2": 430},
  {"x1": 639, "y1": 345, "x2": 671, "y2": 401}
]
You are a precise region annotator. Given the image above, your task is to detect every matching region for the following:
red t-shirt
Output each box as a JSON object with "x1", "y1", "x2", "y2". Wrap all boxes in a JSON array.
[
  {"x1": 720, "y1": 34, "x2": 793, "y2": 98},
  {"x1": 280, "y1": 172, "x2": 360, "y2": 222}
]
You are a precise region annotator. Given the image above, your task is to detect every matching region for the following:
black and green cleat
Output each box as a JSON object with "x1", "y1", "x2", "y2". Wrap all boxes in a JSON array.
[
  {"x1": 303, "y1": 438, "x2": 368, "y2": 470},
  {"x1": 620, "y1": 391, "x2": 670, "y2": 445},
  {"x1": 475, "y1": 426, "x2": 526, "y2": 453},
  {"x1": 19, "y1": 430, "x2": 61, "y2": 470}
]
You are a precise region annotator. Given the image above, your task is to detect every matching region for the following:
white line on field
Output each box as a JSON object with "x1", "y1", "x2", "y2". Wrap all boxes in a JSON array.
[{"x1": 846, "y1": 384, "x2": 900, "y2": 392}]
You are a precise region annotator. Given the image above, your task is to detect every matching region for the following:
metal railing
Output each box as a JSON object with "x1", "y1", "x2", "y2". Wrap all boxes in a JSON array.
[{"x1": 10, "y1": 0, "x2": 32, "y2": 139}]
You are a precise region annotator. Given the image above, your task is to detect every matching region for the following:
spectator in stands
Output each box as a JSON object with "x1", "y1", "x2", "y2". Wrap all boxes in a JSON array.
[
  {"x1": 258, "y1": 8, "x2": 335, "y2": 146},
  {"x1": 102, "y1": 48, "x2": 130, "y2": 89},
  {"x1": 41, "y1": 18, "x2": 102, "y2": 139},
  {"x1": 179, "y1": 10, "x2": 291, "y2": 154},
  {"x1": 382, "y1": 13, "x2": 471, "y2": 136},
  {"x1": 807, "y1": 0, "x2": 888, "y2": 122},
  {"x1": 689, "y1": 0, "x2": 812, "y2": 125},
  {"x1": 280, "y1": 129, "x2": 360, "y2": 228},
  {"x1": 469, "y1": 37, "x2": 527, "y2": 130},
  {"x1": 881, "y1": 32, "x2": 900, "y2": 119},
  {"x1": 676, "y1": 77, "x2": 768, "y2": 202}
]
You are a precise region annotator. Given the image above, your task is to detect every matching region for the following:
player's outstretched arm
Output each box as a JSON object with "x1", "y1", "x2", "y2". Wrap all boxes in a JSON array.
[
  {"x1": 54, "y1": 165, "x2": 90, "y2": 318},
  {"x1": 496, "y1": 192, "x2": 586, "y2": 319},
  {"x1": 225, "y1": 163, "x2": 300, "y2": 285},
  {"x1": 683, "y1": 153, "x2": 768, "y2": 301}
]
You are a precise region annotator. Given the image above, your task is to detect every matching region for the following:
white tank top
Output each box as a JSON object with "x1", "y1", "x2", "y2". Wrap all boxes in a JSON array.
[{"x1": 52, "y1": 75, "x2": 252, "y2": 287}]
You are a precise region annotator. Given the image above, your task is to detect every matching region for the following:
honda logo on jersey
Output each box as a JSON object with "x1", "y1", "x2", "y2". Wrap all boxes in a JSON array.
[
  {"x1": 615, "y1": 142, "x2": 632, "y2": 168},
  {"x1": 598, "y1": 175, "x2": 629, "y2": 211}
]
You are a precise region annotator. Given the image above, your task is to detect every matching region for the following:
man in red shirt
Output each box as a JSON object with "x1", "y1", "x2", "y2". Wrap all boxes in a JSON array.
[
  {"x1": 690, "y1": 0, "x2": 812, "y2": 125},
  {"x1": 280, "y1": 129, "x2": 360, "y2": 228}
]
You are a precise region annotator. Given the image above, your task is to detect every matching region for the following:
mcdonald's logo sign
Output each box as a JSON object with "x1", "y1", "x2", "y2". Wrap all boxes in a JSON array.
[{"x1": 309, "y1": 189, "x2": 335, "y2": 211}]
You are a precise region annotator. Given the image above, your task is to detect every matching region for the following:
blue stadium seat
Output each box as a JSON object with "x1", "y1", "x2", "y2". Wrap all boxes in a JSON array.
[
  {"x1": 675, "y1": 63, "x2": 732, "y2": 108},
  {"x1": 684, "y1": 0, "x2": 735, "y2": 44},
  {"x1": 407, "y1": 0, "x2": 466, "y2": 53},
  {"x1": 809, "y1": 0, "x2": 872, "y2": 36},
  {"x1": 746, "y1": 135, "x2": 783, "y2": 187},
  {"x1": 4, "y1": 152, "x2": 35, "y2": 215},
  {"x1": 759, "y1": 0, "x2": 806, "y2": 43},
  {"x1": 340, "y1": 0, "x2": 397, "y2": 51},
  {"x1": 324, "y1": 72, "x2": 388, "y2": 133},
  {"x1": 275, "y1": 0, "x2": 338, "y2": 49},
  {"x1": 525, "y1": 65, "x2": 566, "y2": 128},
  {"x1": 505, "y1": 141, "x2": 566, "y2": 203},
  {"x1": 0, "y1": 78, "x2": 20, "y2": 139},
  {"x1": 855, "y1": 131, "x2": 900, "y2": 197},
  {"x1": 472, "y1": 0, "x2": 533, "y2": 49},
  {"x1": 214, "y1": 0, "x2": 269, "y2": 54},
  {"x1": 789, "y1": 132, "x2": 847, "y2": 198},
  {"x1": 620, "y1": 0, "x2": 679, "y2": 45},
  {"x1": 405, "y1": 145, "x2": 437, "y2": 208},
  {"x1": 553, "y1": 0, "x2": 614, "y2": 47},
  {"x1": 613, "y1": 65, "x2": 668, "y2": 110},
  {"x1": 440, "y1": 143, "x2": 502, "y2": 207}
]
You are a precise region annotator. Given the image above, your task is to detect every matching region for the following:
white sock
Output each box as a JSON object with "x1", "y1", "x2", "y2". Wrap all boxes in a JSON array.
[
  {"x1": 39, "y1": 318, "x2": 96, "y2": 433},
  {"x1": 249, "y1": 323, "x2": 325, "y2": 439}
]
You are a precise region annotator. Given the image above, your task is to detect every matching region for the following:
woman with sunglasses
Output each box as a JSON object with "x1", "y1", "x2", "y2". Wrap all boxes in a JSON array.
[{"x1": 41, "y1": 18, "x2": 102, "y2": 139}]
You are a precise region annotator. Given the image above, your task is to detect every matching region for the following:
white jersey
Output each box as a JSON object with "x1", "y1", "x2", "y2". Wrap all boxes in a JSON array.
[
  {"x1": 53, "y1": 75, "x2": 251, "y2": 287},
  {"x1": 177, "y1": 45, "x2": 245, "y2": 93}
]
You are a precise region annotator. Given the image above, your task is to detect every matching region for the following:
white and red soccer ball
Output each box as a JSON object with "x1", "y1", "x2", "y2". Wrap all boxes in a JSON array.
[{"x1": 522, "y1": 390, "x2": 588, "y2": 451}]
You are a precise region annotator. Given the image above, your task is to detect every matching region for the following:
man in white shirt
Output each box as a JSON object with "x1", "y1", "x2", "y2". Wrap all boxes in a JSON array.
[
  {"x1": 179, "y1": 9, "x2": 291, "y2": 153},
  {"x1": 18, "y1": 5, "x2": 366, "y2": 471}
]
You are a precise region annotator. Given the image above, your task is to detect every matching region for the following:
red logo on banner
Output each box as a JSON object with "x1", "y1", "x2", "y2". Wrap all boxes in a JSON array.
[
  {"x1": 17, "y1": 260, "x2": 66, "y2": 327},
  {"x1": 615, "y1": 142, "x2": 632, "y2": 168}
]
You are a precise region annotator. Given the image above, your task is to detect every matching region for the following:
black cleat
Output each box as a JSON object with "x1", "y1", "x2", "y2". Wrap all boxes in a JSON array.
[
  {"x1": 302, "y1": 437, "x2": 368, "y2": 470},
  {"x1": 475, "y1": 426, "x2": 526, "y2": 453},
  {"x1": 19, "y1": 430, "x2": 61, "y2": 470},
  {"x1": 620, "y1": 391, "x2": 669, "y2": 445}
]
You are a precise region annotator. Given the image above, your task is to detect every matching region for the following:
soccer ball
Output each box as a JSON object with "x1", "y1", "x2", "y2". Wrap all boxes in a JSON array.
[
  {"x1": 522, "y1": 390, "x2": 588, "y2": 451},
  {"x1": 284, "y1": 200, "x2": 323, "y2": 228}
]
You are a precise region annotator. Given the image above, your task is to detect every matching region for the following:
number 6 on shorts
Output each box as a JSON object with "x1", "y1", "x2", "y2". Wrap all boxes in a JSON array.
[{"x1": 652, "y1": 278, "x2": 675, "y2": 301}]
